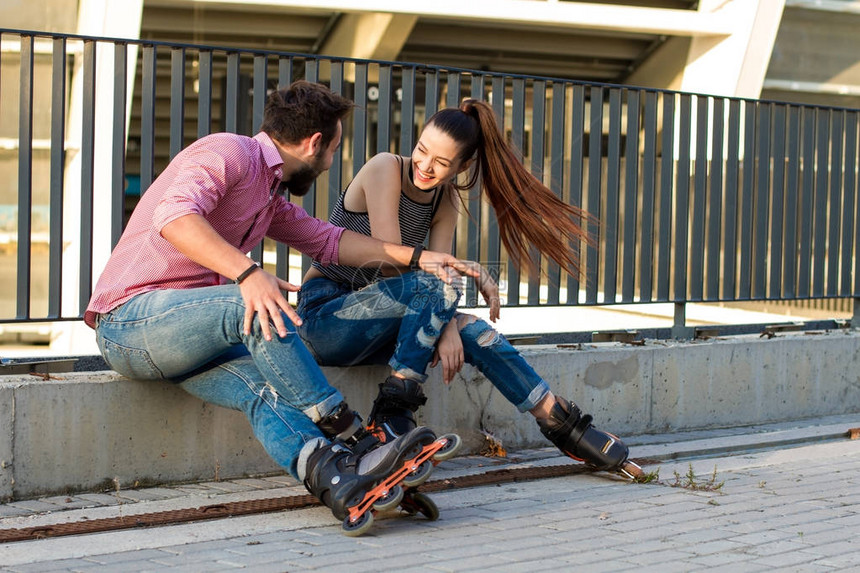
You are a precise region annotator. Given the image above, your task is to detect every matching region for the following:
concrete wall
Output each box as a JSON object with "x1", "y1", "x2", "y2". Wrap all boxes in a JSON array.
[{"x1": 2, "y1": 329, "x2": 860, "y2": 500}]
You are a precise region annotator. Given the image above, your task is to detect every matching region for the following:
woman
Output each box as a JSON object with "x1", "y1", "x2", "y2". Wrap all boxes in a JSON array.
[{"x1": 297, "y1": 99, "x2": 640, "y2": 478}]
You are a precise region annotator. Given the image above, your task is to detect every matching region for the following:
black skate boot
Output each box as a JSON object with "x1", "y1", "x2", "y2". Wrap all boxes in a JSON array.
[
  {"x1": 303, "y1": 426, "x2": 443, "y2": 536},
  {"x1": 537, "y1": 396, "x2": 642, "y2": 479},
  {"x1": 316, "y1": 401, "x2": 379, "y2": 455},
  {"x1": 367, "y1": 376, "x2": 428, "y2": 443},
  {"x1": 364, "y1": 376, "x2": 463, "y2": 523}
]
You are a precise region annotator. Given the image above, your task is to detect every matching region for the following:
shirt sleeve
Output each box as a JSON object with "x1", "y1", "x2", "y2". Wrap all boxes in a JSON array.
[
  {"x1": 152, "y1": 136, "x2": 251, "y2": 232},
  {"x1": 266, "y1": 198, "x2": 345, "y2": 266}
]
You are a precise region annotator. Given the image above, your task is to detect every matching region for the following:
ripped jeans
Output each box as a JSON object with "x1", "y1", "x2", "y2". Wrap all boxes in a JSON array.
[
  {"x1": 296, "y1": 273, "x2": 461, "y2": 381},
  {"x1": 296, "y1": 275, "x2": 549, "y2": 412},
  {"x1": 93, "y1": 286, "x2": 342, "y2": 479},
  {"x1": 456, "y1": 314, "x2": 550, "y2": 412}
]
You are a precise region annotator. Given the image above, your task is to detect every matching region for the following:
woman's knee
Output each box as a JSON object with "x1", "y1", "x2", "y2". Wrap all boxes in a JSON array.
[
  {"x1": 457, "y1": 315, "x2": 503, "y2": 347},
  {"x1": 410, "y1": 272, "x2": 461, "y2": 312}
]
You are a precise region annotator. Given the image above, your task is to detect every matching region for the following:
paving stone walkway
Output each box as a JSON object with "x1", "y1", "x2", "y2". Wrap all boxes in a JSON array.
[{"x1": 1, "y1": 415, "x2": 858, "y2": 572}]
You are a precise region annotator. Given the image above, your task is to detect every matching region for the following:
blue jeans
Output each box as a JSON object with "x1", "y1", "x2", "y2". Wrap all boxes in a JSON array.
[
  {"x1": 93, "y1": 285, "x2": 343, "y2": 479},
  {"x1": 297, "y1": 276, "x2": 550, "y2": 412},
  {"x1": 457, "y1": 315, "x2": 550, "y2": 412},
  {"x1": 296, "y1": 273, "x2": 460, "y2": 381}
]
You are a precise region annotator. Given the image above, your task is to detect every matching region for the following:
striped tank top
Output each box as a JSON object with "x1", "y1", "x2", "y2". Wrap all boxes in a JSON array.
[{"x1": 313, "y1": 157, "x2": 444, "y2": 289}]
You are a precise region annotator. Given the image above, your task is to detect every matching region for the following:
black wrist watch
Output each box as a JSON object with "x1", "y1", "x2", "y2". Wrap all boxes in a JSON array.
[
  {"x1": 409, "y1": 245, "x2": 424, "y2": 271},
  {"x1": 235, "y1": 262, "x2": 261, "y2": 284}
]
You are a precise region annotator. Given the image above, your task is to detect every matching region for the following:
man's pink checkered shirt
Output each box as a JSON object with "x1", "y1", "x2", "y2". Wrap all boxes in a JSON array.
[{"x1": 85, "y1": 131, "x2": 344, "y2": 328}]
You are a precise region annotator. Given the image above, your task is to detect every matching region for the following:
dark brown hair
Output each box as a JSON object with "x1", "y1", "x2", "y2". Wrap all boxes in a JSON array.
[
  {"x1": 260, "y1": 80, "x2": 354, "y2": 147},
  {"x1": 426, "y1": 99, "x2": 592, "y2": 276}
]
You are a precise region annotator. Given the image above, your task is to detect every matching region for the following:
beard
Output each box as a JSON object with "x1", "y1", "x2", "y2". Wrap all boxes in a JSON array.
[{"x1": 283, "y1": 152, "x2": 327, "y2": 197}]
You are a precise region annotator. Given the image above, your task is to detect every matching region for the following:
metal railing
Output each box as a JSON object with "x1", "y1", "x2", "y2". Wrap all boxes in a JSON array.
[{"x1": 1, "y1": 29, "x2": 859, "y2": 335}]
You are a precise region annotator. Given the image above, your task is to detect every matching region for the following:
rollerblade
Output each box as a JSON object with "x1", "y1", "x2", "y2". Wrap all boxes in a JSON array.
[
  {"x1": 303, "y1": 426, "x2": 451, "y2": 536},
  {"x1": 314, "y1": 399, "x2": 460, "y2": 528},
  {"x1": 365, "y1": 377, "x2": 463, "y2": 520},
  {"x1": 537, "y1": 396, "x2": 642, "y2": 479}
]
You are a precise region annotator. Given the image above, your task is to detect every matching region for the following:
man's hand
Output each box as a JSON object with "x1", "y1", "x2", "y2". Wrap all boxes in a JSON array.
[
  {"x1": 417, "y1": 250, "x2": 483, "y2": 283},
  {"x1": 426, "y1": 258, "x2": 500, "y2": 322},
  {"x1": 238, "y1": 269, "x2": 302, "y2": 340}
]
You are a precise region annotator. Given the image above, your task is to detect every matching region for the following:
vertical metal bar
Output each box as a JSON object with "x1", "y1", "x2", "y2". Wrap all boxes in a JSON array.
[
  {"x1": 690, "y1": 95, "x2": 709, "y2": 301},
  {"x1": 672, "y1": 302, "x2": 690, "y2": 339},
  {"x1": 842, "y1": 111, "x2": 857, "y2": 295},
  {"x1": 424, "y1": 70, "x2": 438, "y2": 123},
  {"x1": 301, "y1": 57, "x2": 320, "y2": 275},
  {"x1": 826, "y1": 110, "x2": 844, "y2": 296},
  {"x1": 279, "y1": 56, "x2": 293, "y2": 88},
  {"x1": 377, "y1": 64, "x2": 392, "y2": 154},
  {"x1": 169, "y1": 47, "x2": 185, "y2": 159},
  {"x1": 250, "y1": 53, "x2": 268, "y2": 264},
  {"x1": 639, "y1": 91, "x2": 657, "y2": 302},
  {"x1": 399, "y1": 66, "x2": 416, "y2": 155},
  {"x1": 812, "y1": 108, "x2": 830, "y2": 297},
  {"x1": 854, "y1": 114, "x2": 860, "y2": 299},
  {"x1": 657, "y1": 92, "x2": 675, "y2": 301},
  {"x1": 252, "y1": 54, "x2": 268, "y2": 133},
  {"x1": 621, "y1": 89, "x2": 640, "y2": 303},
  {"x1": 673, "y1": 94, "x2": 692, "y2": 302},
  {"x1": 488, "y1": 75, "x2": 504, "y2": 296},
  {"x1": 707, "y1": 97, "x2": 724, "y2": 300},
  {"x1": 140, "y1": 45, "x2": 156, "y2": 192},
  {"x1": 568, "y1": 84, "x2": 586, "y2": 305},
  {"x1": 769, "y1": 104, "x2": 786, "y2": 299},
  {"x1": 508, "y1": 77, "x2": 526, "y2": 306},
  {"x1": 276, "y1": 57, "x2": 293, "y2": 281},
  {"x1": 527, "y1": 80, "x2": 546, "y2": 305},
  {"x1": 603, "y1": 87, "x2": 622, "y2": 304},
  {"x1": 304, "y1": 58, "x2": 318, "y2": 83},
  {"x1": 783, "y1": 105, "x2": 801, "y2": 299},
  {"x1": 798, "y1": 106, "x2": 815, "y2": 297},
  {"x1": 548, "y1": 82, "x2": 566, "y2": 305},
  {"x1": 585, "y1": 86, "x2": 604, "y2": 304},
  {"x1": 466, "y1": 75, "x2": 485, "y2": 306},
  {"x1": 353, "y1": 63, "x2": 368, "y2": 175},
  {"x1": 17, "y1": 35, "x2": 34, "y2": 319},
  {"x1": 723, "y1": 99, "x2": 741, "y2": 299},
  {"x1": 753, "y1": 103, "x2": 771, "y2": 299},
  {"x1": 197, "y1": 51, "x2": 213, "y2": 138},
  {"x1": 224, "y1": 52, "x2": 240, "y2": 133},
  {"x1": 112, "y1": 43, "x2": 128, "y2": 249},
  {"x1": 446, "y1": 71, "x2": 460, "y2": 109},
  {"x1": 738, "y1": 100, "x2": 756, "y2": 299},
  {"x1": 48, "y1": 37, "x2": 67, "y2": 318},
  {"x1": 329, "y1": 60, "x2": 344, "y2": 211},
  {"x1": 79, "y1": 40, "x2": 97, "y2": 315}
]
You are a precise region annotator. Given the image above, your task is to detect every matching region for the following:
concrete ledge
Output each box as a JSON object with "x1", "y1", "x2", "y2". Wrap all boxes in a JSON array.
[{"x1": 2, "y1": 329, "x2": 860, "y2": 500}]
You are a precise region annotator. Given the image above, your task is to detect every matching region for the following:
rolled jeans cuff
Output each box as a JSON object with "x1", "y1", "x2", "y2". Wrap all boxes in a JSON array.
[
  {"x1": 516, "y1": 381, "x2": 551, "y2": 413},
  {"x1": 296, "y1": 437, "x2": 327, "y2": 482},
  {"x1": 302, "y1": 391, "x2": 345, "y2": 423}
]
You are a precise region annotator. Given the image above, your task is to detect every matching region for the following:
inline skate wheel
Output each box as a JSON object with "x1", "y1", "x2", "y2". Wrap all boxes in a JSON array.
[
  {"x1": 401, "y1": 460, "x2": 433, "y2": 488},
  {"x1": 410, "y1": 492, "x2": 439, "y2": 521},
  {"x1": 619, "y1": 460, "x2": 644, "y2": 480},
  {"x1": 431, "y1": 433, "x2": 462, "y2": 462},
  {"x1": 342, "y1": 511, "x2": 374, "y2": 537},
  {"x1": 372, "y1": 484, "x2": 404, "y2": 511}
]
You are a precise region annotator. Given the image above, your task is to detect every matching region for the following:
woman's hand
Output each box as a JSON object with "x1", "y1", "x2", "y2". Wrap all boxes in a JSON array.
[
  {"x1": 459, "y1": 261, "x2": 500, "y2": 322},
  {"x1": 431, "y1": 320, "x2": 464, "y2": 384}
]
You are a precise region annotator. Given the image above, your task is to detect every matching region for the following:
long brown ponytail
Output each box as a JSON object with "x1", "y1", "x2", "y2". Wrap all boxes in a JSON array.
[{"x1": 426, "y1": 99, "x2": 591, "y2": 277}]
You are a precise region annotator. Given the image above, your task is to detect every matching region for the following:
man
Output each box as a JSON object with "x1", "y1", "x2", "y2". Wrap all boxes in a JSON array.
[{"x1": 85, "y1": 81, "x2": 475, "y2": 526}]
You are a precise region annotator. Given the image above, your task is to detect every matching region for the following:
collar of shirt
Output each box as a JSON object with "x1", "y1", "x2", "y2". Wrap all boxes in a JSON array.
[{"x1": 254, "y1": 132, "x2": 284, "y2": 184}]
